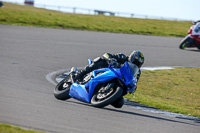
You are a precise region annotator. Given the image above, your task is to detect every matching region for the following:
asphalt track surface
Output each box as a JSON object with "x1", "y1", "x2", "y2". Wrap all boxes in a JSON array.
[{"x1": 0, "y1": 24, "x2": 200, "y2": 133}]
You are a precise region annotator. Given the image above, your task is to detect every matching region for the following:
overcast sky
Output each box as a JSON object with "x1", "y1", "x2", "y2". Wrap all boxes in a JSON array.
[{"x1": 3, "y1": 0, "x2": 200, "y2": 21}]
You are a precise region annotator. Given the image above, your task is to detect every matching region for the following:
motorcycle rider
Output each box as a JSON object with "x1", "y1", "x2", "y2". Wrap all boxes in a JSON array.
[
  {"x1": 191, "y1": 20, "x2": 200, "y2": 35},
  {"x1": 71, "y1": 50, "x2": 144, "y2": 94},
  {"x1": 70, "y1": 50, "x2": 144, "y2": 108},
  {"x1": 192, "y1": 20, "x2": 200, "y2": 25}
]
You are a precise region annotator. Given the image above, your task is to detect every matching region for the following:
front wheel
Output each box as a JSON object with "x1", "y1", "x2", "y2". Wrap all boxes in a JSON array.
[
  {"x1": 91, "y1": 84, "x2": 123, "y2": 108},
  {"x1": 54, "y1": 78, "x2": 71, "y2": 100},
  {"x1": 179, "y1": 37, "x2": 191, "y2": 49},
  {"x1": 197, "y1": 45, "x2": 200, "y2": 50}
]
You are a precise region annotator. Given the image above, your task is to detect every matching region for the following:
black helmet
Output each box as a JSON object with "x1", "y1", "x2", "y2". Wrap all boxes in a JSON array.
[{"x1": 129, "y1": 51, "x2": 144, "y2": 68}]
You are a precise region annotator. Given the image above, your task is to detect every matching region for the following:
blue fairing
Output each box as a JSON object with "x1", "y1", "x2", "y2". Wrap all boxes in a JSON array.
[
  {"x1": 69, "y1": 68, "x2": 118, "y2": 103},
  {"x1": 120, "y1": 62, "x2": 134, "y2": 85},
  {"x1": 69, "y1": 83, "x2": 90, "y2": 102},
  {"x1": 69, "y1": 61, "x2": 138, "y2": 103}
]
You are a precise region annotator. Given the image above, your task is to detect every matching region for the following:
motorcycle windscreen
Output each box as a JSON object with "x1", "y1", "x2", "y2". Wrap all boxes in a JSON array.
[
  {"x1": 120, "y1": 62, "x2": 139, "y2": 84},
  {"x1": 128, "y1": 62, "x2": 139, "y2": 77}
]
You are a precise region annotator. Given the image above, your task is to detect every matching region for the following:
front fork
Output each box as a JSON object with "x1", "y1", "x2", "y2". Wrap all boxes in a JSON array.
[
  {"x1": 188, "y1": 39, "x2": 196, "y2": 47},
  {"x1": 181, "y1": 35, "x2": 194, "y2": 48}
]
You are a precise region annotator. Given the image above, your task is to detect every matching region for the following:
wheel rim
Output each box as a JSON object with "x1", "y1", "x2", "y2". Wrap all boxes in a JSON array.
[
  {"x1": 181, "y1": 41, "x2": 190, "y2": 49},
  {"x1": 58, "y1": 82, "x2": 71, "y2": 91},
  {"x1": 96, "y1": 86, "x2": 114, "y2": 101}
]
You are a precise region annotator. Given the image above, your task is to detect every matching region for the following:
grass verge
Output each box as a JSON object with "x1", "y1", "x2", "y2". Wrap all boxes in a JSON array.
[
  {"x1": 0, "y1": 123, "x2": 45, "y2": 133},
  {"x1": 125, "y1": 68, "x2": 200, "y2": 118},
  {"x1": 0, "y1": 2, "x2": 191, "y2": 37}
]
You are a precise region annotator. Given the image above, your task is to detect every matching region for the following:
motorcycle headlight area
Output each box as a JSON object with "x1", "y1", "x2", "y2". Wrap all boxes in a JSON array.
[{"x1": 127, "y1": 79, "x2": 137, "y2": 92}]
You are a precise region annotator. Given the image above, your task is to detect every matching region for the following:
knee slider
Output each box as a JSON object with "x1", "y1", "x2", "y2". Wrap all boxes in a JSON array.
[{"x1": 93, "y1": 57, "x2": 102, "y2": 63}]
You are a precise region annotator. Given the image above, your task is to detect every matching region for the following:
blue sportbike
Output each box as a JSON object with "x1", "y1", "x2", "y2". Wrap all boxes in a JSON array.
[{"x1": 54, "y1": 59, "x2": 138, "y2": 108}]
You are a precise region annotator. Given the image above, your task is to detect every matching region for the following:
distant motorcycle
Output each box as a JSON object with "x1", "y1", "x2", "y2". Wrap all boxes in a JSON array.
[
  {"x1": 179, "y1": 22, "x2": 200, "y2": 50},
  {"x1": 54, "y1": 59, "x2": 138, "y2": 108}
]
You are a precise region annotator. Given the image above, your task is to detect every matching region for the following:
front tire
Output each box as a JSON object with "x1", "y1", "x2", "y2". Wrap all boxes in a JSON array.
[
  {"x1": 197, "y1": 45, "x2": 200, "y2": 50},
  {"x1": 179, "y1": 37, "x2": 191, "y2": 49},
  {"x1": 111, "y1": 97, "x2": 124, "y2": 108},
  {"x1": 91, "y1": 84, "x2": 123, "y2": 108},
  {"x1": 54, "y1": 78, "x2": 71, "y2": 100}
]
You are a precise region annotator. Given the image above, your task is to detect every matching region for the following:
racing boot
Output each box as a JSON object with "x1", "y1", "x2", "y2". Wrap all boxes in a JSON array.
[
  {"x1": 76, "y1": 67, "x2": 90, "y2": 82},
  {"x1": 72, "y1": 61, "x2": 101, "y2": 83},
  {"x1": 70, "y1": 67, "x2": 77, "y2": 83},
  {"x1": 70, "y1": 66, "x2": 90, "y2": 83},
  {"x1": 76, "y1": 64, "x2": 95, "y2": 82}
]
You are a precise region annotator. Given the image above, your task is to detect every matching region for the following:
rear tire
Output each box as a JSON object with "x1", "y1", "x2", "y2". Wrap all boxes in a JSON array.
[
  {"x1": 54, "y1": 78, "x2": 71, "y2": 100},
  {"x1": 91, "y1": 84, "x2": 123, "y2": 108}
]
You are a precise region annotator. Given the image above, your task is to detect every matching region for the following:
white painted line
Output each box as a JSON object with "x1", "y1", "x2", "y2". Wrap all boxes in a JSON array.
[
  {"x1": 129, "y1": 105, "x2": 200, "y2": 121},
  {"x1": 45, "y1": 69, "x2": 70, "y2": 85},
  {"x1": 141, "y1": 66, "x2": 174, "y2": 71}
]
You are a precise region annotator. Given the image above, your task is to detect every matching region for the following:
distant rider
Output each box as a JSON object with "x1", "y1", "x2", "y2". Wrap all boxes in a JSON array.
[
  {"x1": 191, "y1": 20, "x2": 200, "y2": 35},
  {"x1": 0, "y1": 1, "x2": 4, "y2": 7}
]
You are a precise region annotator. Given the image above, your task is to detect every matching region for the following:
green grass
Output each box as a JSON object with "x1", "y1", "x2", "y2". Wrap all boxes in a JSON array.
[
  {"x1": 0, "y1": 2, "x2": 191, "y2": 37},
  {"x1": 125, "y1": 68, "x2": 200, "y2": 118},
  {"x1": 0, "y1": 123, "x2": 45, "y2": 133}
]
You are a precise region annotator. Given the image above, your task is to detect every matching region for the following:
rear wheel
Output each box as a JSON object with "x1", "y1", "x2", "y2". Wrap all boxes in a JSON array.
[
  {"x1": 91, "y1": 83, "x2": 123, "y2": 108},
  {"x1": 54, "y1": 77, "x2": 71, "y2": 100}
]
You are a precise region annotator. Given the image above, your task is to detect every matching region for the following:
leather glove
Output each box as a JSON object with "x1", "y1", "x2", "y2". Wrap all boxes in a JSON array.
[{"x1": 108, "y1": 58, "x2": 118, "y2": 67}]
